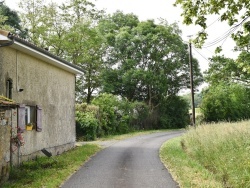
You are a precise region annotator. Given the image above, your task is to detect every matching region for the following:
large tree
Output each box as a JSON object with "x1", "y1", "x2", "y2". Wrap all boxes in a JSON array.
[
  {"x1": 18, "y1": 0, "x2": 105, "y2": 103},
  {"x1": 99, "y1": 12, "x2": 203, "y2": 110},
  {"x1": 0, "y1": 1, "x2": 27, "y2": 37},
  {"x1": 64, "y1": 21, "x2": 105, "y2": 103}
]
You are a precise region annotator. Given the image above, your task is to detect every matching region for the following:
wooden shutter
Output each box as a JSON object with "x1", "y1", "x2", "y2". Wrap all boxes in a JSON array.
[
  {"x1": 36, "y1": 105, "x2": 42, "y2": 132},
  {"x1": 18, "y1": 104, "x2": 26, "y2": 133}
]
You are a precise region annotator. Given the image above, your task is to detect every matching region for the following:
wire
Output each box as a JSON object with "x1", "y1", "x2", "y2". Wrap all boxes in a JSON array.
[
  {"x1": 202, "y1": 26, "x2": 237, "y2": 48},
  {"x1": 202, "y1": 16, "x2": 249, "y2": 48},
  {"x1": 193, "y1": 47, "x2": 210, "y2": 63},
  {"x1": 206, "y1": 17, "x2": 221, "y2": 30},
  {"x1": 186, "y1": 17, "x2": 221, "y2": 40}
]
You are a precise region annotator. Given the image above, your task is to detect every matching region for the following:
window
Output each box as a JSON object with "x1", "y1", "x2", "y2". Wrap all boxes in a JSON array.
[
  {"x1": 18, "y1": 104, "x2": 42, "y2": 132},
  {"x1": 6, "y1": 79, "x2": 13, "y2": 99},
  {"x1": 25, "y1": 106, "x2": 36, "y2": 126}
]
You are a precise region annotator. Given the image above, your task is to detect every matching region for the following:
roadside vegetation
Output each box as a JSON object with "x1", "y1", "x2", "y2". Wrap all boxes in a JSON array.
[
  {"x1": 76, "y1": 93, "x2": 189, "y2": 141},
  {"x1": 2, "y1": 144, "x2": 101, "y2": 188},
  {"x1": 160, "y1": 121, "x2": 250, "y2": 188}
]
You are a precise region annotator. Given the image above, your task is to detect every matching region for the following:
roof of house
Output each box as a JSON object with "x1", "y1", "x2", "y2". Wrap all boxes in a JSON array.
[
  {"x1": 0, "y1": 30, "x2": 84, "y2": 75},
  {"x1": 0, "y1": 95, "x2": 17, "y2": 108}
]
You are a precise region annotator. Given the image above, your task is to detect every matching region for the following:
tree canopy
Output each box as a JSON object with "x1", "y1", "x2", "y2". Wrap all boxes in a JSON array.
[
  {"x1": 204, "y1": 55, "x2": 250, "y2": 85},
  {"x1": 175, "y1": 0, "x2": 250, "y2": 47},
  {"x1": 99, "y1": 12, "x2": 203, "y2": 110},
  {"x1": 176, "y1": 0, "x2": 250, "y2": 98},
  {"x1": 0, "y1": 1, "x2": 27, "y2": 37}
]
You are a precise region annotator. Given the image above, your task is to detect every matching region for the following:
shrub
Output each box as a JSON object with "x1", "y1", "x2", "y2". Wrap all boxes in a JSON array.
[
  {"x1": 75, "y1": 103, "x2": 100, "y2": 141},
  {"x1": 130, "y1": 101, "x2": 150, "y2": 129},
  {"x1": 92, "y1": 93, "x2": 119, "y2": 135},
  {"x1": 158, "y1": 95, "x2": 189, "y2": 129},
  {"x1": 201, "y1": 83, "x2": 250, "y2": 122},
  {"x1": 76, "y1": 111, "x2": 99, "y2": 141}
]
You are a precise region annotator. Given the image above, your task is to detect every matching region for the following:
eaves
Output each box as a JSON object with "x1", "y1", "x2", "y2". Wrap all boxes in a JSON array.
[{"x1": 0, "y1": 30, "x2": 84, "y2": 75}]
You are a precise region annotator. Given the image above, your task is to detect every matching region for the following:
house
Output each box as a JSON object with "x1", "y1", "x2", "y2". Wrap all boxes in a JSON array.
[{"x1": 0, "y1": 30, "x2": 83, "y2": 183}]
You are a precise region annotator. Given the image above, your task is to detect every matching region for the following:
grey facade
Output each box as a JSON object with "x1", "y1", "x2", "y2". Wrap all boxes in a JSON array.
[{"x1": 0, "y1": 30, "x2": 83, "y2": 182}]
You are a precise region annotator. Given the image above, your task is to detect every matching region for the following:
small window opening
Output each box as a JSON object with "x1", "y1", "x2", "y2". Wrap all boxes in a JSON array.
[{"x1": 6, "y1": 79, "x2": 13, "y2": 99}]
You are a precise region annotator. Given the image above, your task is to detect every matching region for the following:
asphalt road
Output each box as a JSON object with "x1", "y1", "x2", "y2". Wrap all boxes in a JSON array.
[{"x1": 61, "y1": 131, "x2": 184, "y2": 188}]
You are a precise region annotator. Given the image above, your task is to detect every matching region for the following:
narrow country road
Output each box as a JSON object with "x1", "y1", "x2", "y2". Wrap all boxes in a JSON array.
[{"x1": 61, "y1": 131, "x2": 184, "y2": 188}]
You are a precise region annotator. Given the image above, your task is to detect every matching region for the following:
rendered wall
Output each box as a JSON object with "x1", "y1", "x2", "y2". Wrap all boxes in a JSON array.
[{"x1": 0, "y1": 47, "x2": 76, "y2": 165}]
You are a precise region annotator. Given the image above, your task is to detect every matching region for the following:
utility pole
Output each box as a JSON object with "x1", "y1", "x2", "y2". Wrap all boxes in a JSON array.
[{"x1": 188, "y1": 41, "x2": 196, "y2": 127}]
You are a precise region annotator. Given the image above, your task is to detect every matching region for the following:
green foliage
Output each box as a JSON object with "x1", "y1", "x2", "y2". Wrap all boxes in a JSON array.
[
  {"x1": 175, "y1": 0, "x2": 250, "y2": 46},
  {"x1": 92, "y1": 93, "x2": 119, "y2": 135},
  {"x1": 204, "y1": 55, "x2": 250, "y2": 86},
  {"x1": 76, "y1": 94, "x2": 152, "y2": 140},
  {"x1": 200, "y1": 83, "x2": 250, "y2": 122},
  {"x1": 18, "y1": 0, "x2": 104, "y2": 103},
  {"x1": 0, "y1": 2, "x2": 27, "y2": 37},
  {"x1": 75, "y1": 103, "x2": 100, "y2": 140},
  {"x1": 75, "y1": 94, "x2": 190, "y2": 140},
  {"x1": 160, "y1": 137, "x2": 223, "y2": 187},
  {"x1": 129, "y1": 101, "x2": 150, "y2": 130},
  {"x1": 181, "y1": 92, "x2": 203, "y2": 108},
  {"x1": 175, "y1": 0, "x2": 250, "y2": 75},
  {"x1": 76, "y1": 110, "x2": 99, "y2": 141},
  {"x1": 159, "y1": 96, "x2": 189, "y2": 129},
  {"x1": 99, "y1": 12, "x2": 203, "y2": 110}
]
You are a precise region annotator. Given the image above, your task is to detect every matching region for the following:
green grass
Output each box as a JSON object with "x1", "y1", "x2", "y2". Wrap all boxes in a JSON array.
[
  {"x1": 160, "y1": 121, "x2": 250, "y2": 187},
  {"x1": 2, "y1": 144, "x2": 101, "y2": 188}
]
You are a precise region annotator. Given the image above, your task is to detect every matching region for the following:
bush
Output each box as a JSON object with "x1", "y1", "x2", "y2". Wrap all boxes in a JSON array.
[
  {"x1": 75, "y1": 103, "x2": 100, "y2": 141},
  {"x1": 92, "y1": 93, "x2": 152, "y2": 135},
  {"x1": 158, "y1": 95, "x2": 189, "y2": 129},
  {"x1": 76, "y1": 111, "x2": 99, "y2": 141},
  {"x1": 92, "y1": 93, "x2": 119, "y2": 135},
  {"x1": 130, "y1": 101, "x2": 150, "y2": 129},
  {"x1": 201, "y1": 83, "x2": 250, "y2": 122}
]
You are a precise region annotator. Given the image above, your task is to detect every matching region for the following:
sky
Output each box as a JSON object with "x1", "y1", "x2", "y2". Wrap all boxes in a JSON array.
[{"x1": 4, "y1": 0, "x2": 238, "y2": 74}]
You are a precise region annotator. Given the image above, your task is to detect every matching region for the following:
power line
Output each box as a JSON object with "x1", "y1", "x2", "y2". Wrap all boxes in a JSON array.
[
  {"x1": 202, "y1": 17, "x2": 249, "y2": 48},
  {"x1": 206, "y1": 17, "x2": 221, "y2": 30},
  {"x1": 202, "y1": 26, "x2": 238, "y2": 48},
  {"x1": 193, "y1": 47, "x2": 210, "y2": 63},
  {"x1": 185, "y1": 17, "x2": 220, "y2": 42}
]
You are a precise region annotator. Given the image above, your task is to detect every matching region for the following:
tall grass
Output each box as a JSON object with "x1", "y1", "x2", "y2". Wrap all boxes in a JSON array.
[
  {"x1": 160, "y1": 137, "x2": 223, "y2": 187},
  {"x1": 181, "y1": 121, "x2": 250, "y2": 187}
]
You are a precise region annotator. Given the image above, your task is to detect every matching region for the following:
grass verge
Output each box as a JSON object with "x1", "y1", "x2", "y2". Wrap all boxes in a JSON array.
[
  {"x1": 2, "y1": 144, "x2": 101, "y2": 188},
  {"x1": 160, "y1": 121, "x2": 250, "y2": 187},
  {"x1": 160, "y1": 137, "x2": 223, "y2": 187}
]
